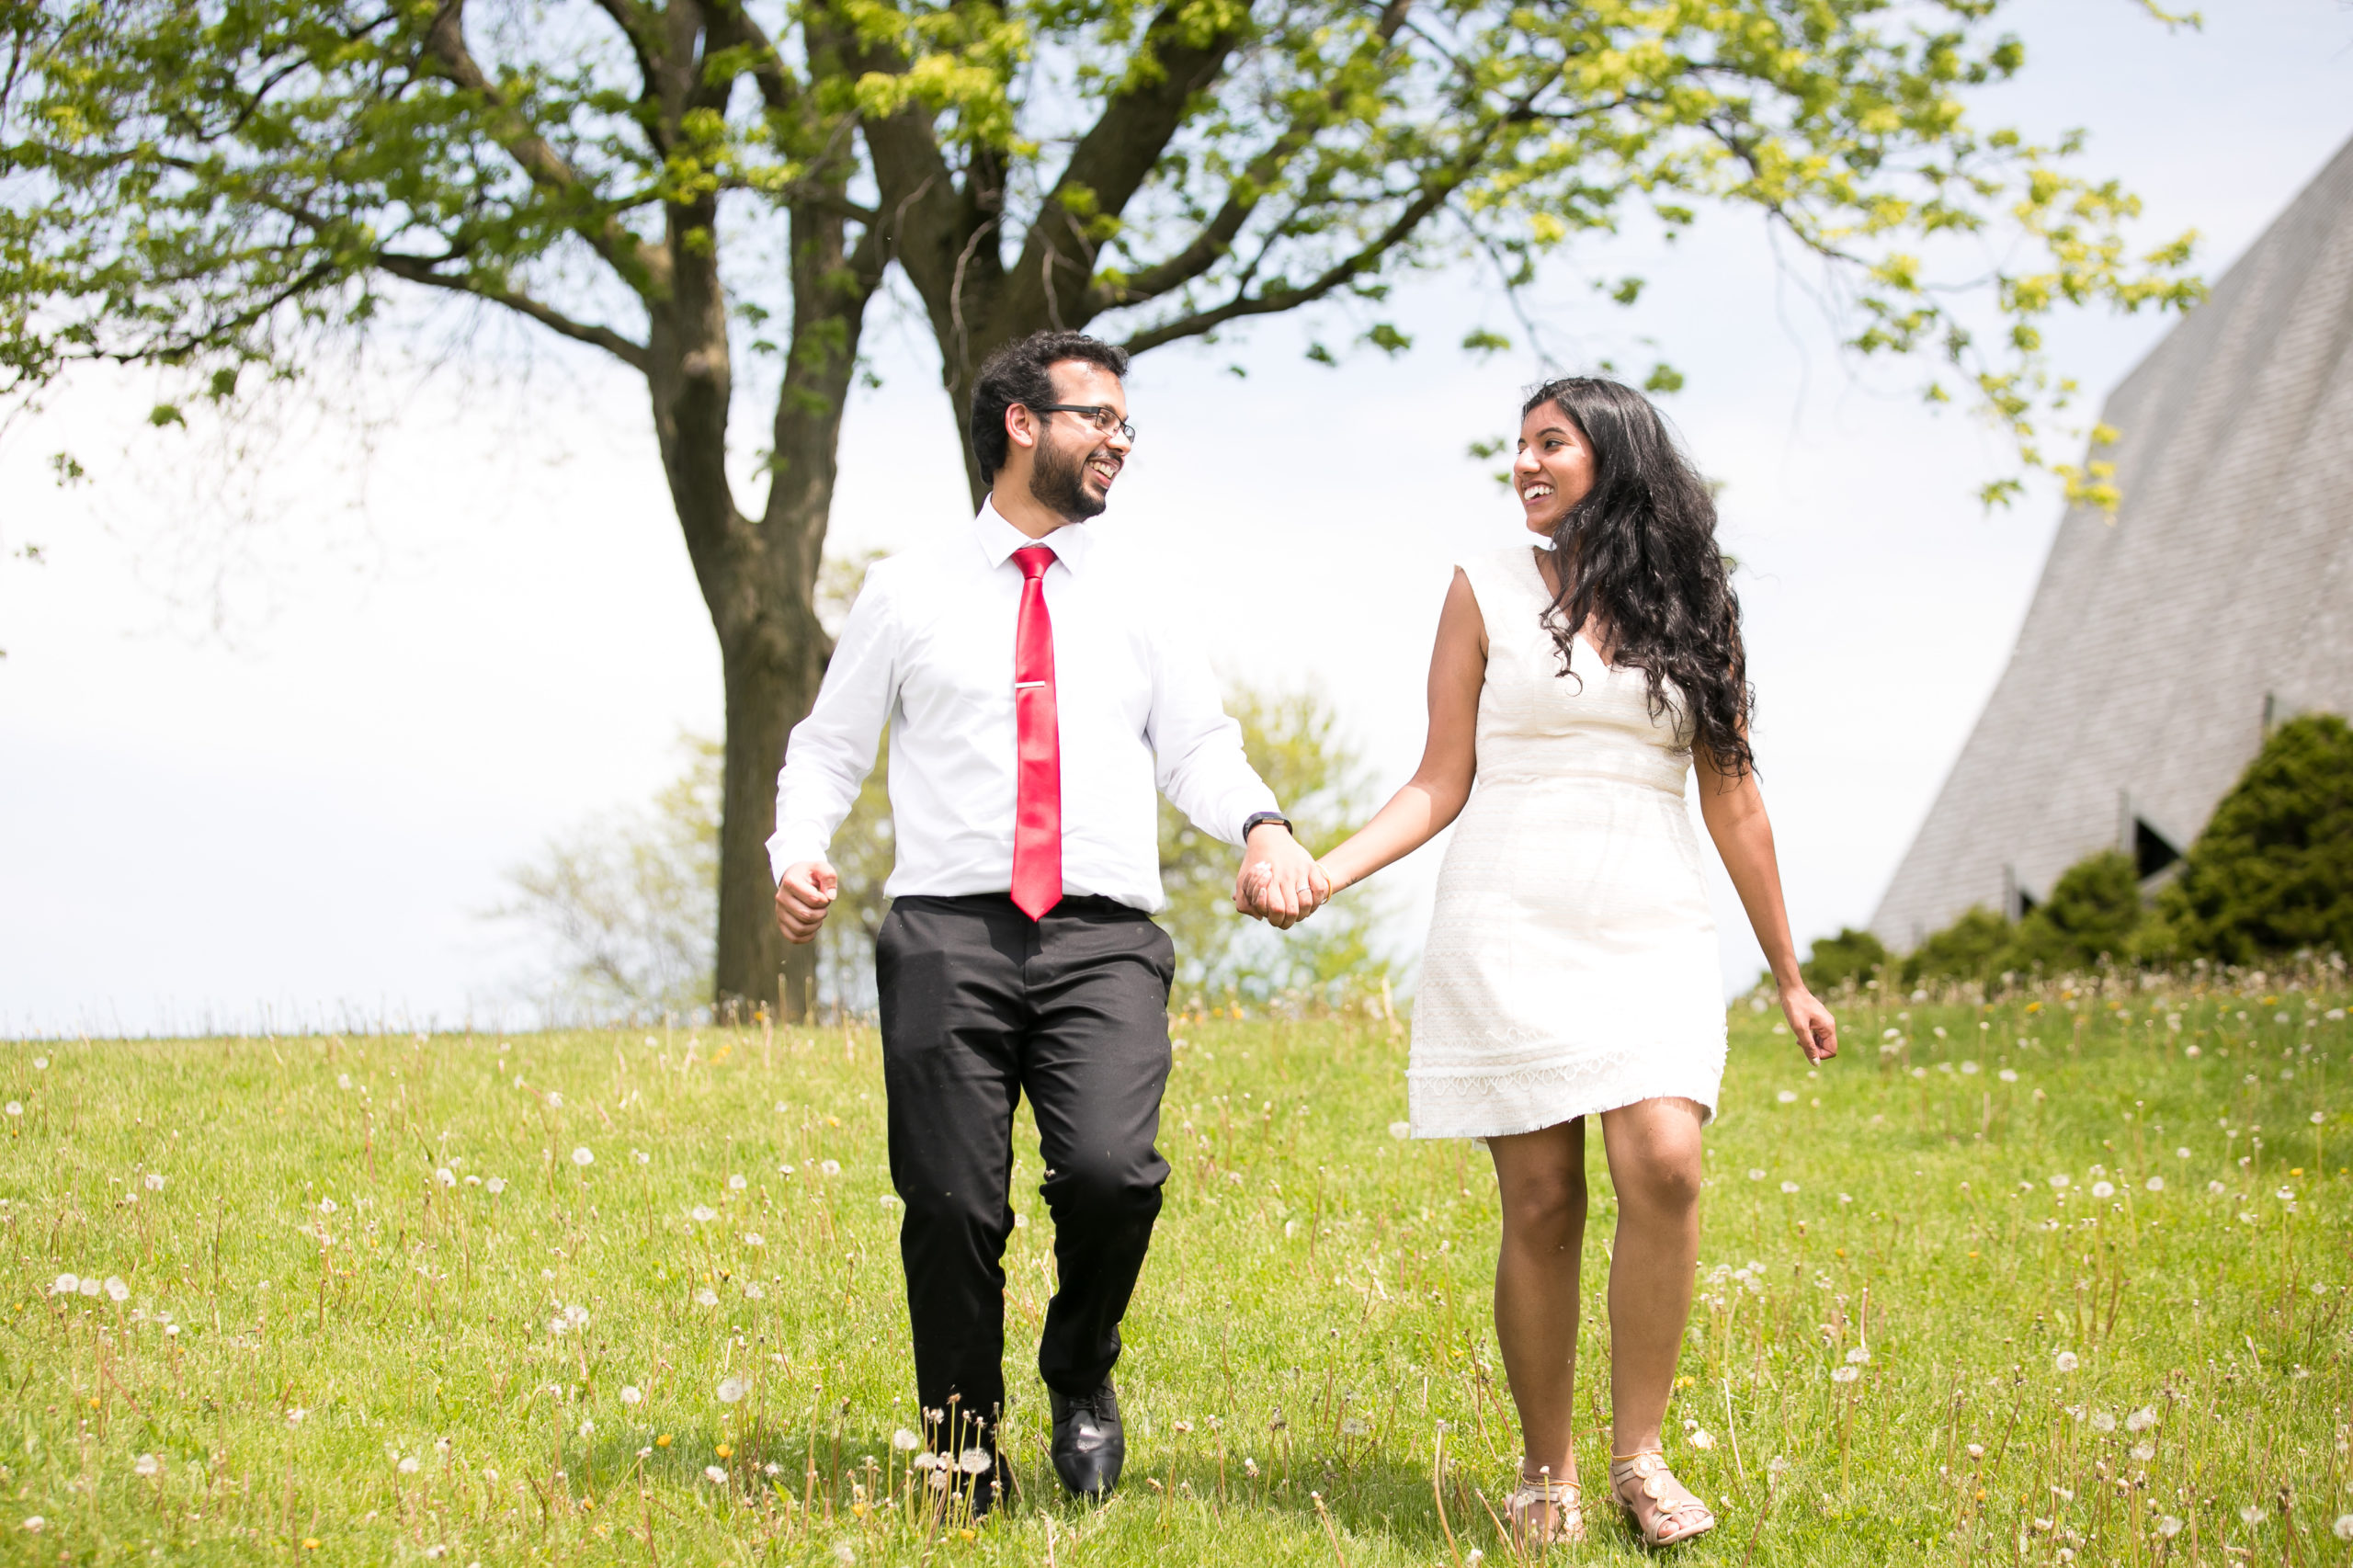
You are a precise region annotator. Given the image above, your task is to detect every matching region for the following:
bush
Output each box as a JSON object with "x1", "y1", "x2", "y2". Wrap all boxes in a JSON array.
[
  {"x1": 2159, "y1": 712, "x2": 2353, "y2": 963},
  {"x1": 2002, "y1": 849, "x2": 2145, "y2": 973},
  {"x1": 1801, "y1": 926, "x2": 1887, "y2": 992},
  {"x1": 1899, "y1": 905, "x2": 2011, "y2": 986}
]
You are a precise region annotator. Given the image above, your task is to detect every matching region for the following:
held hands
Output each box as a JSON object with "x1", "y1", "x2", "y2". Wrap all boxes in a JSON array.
[
  {"x1": 1233, "y1": 824, "x2": 1332, "y2": 929},
  {"x1": 775, "y1": 859, "x2": 838, "y2": 945},
  {"x1": 1781, "y1": 982, "x2": 1838, "y2": 1062}
]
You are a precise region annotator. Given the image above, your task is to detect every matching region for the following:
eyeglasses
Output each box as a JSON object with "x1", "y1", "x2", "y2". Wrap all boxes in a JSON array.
[{"x1": 1027, "y1": 403, "x2": 1137, "y2": 444}]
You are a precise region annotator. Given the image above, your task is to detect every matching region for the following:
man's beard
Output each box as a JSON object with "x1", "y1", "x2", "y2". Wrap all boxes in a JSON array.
[{"x1": 1030, "y1": 437, "x2": 1107, "y2": 521}]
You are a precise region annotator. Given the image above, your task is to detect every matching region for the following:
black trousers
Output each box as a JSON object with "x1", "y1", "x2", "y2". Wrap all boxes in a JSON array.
[{"x1": 875, "y1": 892, "x2": 1176, "y2": 1449}]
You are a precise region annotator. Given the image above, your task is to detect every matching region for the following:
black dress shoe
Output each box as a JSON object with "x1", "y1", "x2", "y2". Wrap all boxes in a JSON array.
[{"x1": 1049, "y1": 1379, "x2": 1124, "y2": 1498}]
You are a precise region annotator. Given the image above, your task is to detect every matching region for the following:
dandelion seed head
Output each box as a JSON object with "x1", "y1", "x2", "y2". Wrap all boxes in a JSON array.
[
  {"x1": 1688, "y1": 1428, "x2": 1715, "y2": 1449},
  {"x1": 2090, "y1": 1412, "x2": 2117, "y2": 1434},
  {"x1": 704, "y1": 1466, "x2": 727, "y2": 1484},
  {"x1": 571, "y1": 1147, "x2": 593, "y2": 1167},
  {"x1": 1776, "y1": 1090, "x2": 1798, "y2": 1104},
  {"x1": 620, "y1": 1387, "x2": 642, "y2": 1405},
  {"x1": 1965, "y1": 1443, "x2": 1984, "y2": 1459},
  {"x1": 2091, "y1": 1181, "x2": 2115, "y2": 1199},
  {"x1": 78, "y1": 1277, "x2": 99, "y2": 1297},
  {"x1": 1388, "y1": 1120, "x2": 1411, "y2": 1140},
  {"x1": 745, "y1": 1231, "x2": 767, "y2": 1244},
  {"x1": 2145, "y1": 1176, "x2": 2165, "y2": 1192},
  {"x1": 485, "y1": 1177, "x2": 506, "y2": 1195},
  {"x1": 689, "y1": 1205, "x2": 718, "y2": 1224},
  {"x1": 2240, "y1": 1505, "x2": 2264, "y2": 1527},
  {"x1": 436, "y1": 1167, "x2": 456, "y2": 1187},
  {"x1": 133, "y1": 1453, "x2": 160, "y2": 1476},
  {"x1": 819, "y1": 1160, "x2": 841, "y2": 1176},
  {"x1": 2049, "y1": 1173, "x2": 2070, "y2": 1189},
  {"x1": 1780, "y1": 1181, "x2": 1800, "y2": 1195},
  {"x1": 694, "y1": 1289, "x2": 719, "y2": 1307},
  {"x1": 2125, "y1": 1406, "x2": 2156, "y2": 1432},
  {"x1": 1846, "y1": 1346, "x2": 1870, "y2": 1364},
  {"x1": 31, "y1": 1058, "x2": 46, "y2": 1070},
  {"x1": 1746, "y1": 1168, "x2": 1765, "y2": 1181},
  {"x1": 3, "y1": 1103, "x2": 17, "y2": 1118},
  {"x1": 2333, "y1": 1515, "x2": 2353, "y2": 1542},
  {"x1": 743, "y1": 1282, "x2": 765, "y2": 1300},
  {"x1": 318, "y1": 1198, "x2": 337, "y2": 1214},
  {"x1": 2159, "y1": 1517, "x2": 2184, "y2": 1539},
  {"x1": 2130, "y1": 1442, "x2": 2154, "y2": 1462},
  {"x1": 143, "y1": 1173, "x2": 164, "y2": 1191},
  {"x1": 957, "y1": 1449, "x2": 993, "y2": 1474},
  {"x1": 51, "y1": 1274, "x2": 77, "y2": 1296},
  {"x1": 1831, "y1": 1366, "x2": 1859, "y2": 1383},
  {"x1": 545, "y1": 1092, "x2": 563, "y2": 1109},
  {"x1": 104, "y1": 1277, "x2": 128, "y2": 1302},
  {"x1": 337, "y1": 1074, "x2": 353, "y2": 1090},
  {"x1": 2054, "y1": 1351, "x2": 2079, "y2": 1373},
  {"x1": 397, "y1": 1456, "x2": 419, "y2": 1474},
  {"x1": 1961, "y1": 1061, "x2": 1981, "y2": 1075},
  {"x1": 2208, "y1": 1180, "x2": 2227, "y2": 1195},
  {"x1": 892, "y1": 1428, "x2": 920, "y2": 1451},
  {"x1": 1998, "y1": 1069, "x2": 2018, "y2": 1083}
]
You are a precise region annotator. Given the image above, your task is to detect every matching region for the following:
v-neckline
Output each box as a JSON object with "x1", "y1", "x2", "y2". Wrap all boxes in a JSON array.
[{"x1": 1525, "y1": 545, "x2": 1616, "y2": 669}]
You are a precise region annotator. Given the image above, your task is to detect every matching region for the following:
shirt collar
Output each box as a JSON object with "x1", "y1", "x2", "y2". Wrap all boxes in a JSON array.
[{"x1": 973, "y1": 495, "x2": 1093, "y2": 575}]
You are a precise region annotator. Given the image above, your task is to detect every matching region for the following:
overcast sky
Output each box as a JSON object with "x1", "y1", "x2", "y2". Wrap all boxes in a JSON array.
[{"x1": 6, "y1": 2, "x2": 2351, "y2": 1039}]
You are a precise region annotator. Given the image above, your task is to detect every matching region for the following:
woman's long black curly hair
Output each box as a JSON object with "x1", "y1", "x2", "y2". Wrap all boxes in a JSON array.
[{"x1": 1522, "y1": 376, "x2": 1754, "y2": 778}]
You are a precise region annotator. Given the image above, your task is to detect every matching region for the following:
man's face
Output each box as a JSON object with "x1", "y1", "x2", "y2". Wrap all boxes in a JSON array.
[{"x1": 1026, "y1": 361, "x2": 1131, "y2": 521}]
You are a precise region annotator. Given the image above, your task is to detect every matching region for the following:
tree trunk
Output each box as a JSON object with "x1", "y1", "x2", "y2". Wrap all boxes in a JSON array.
[{"x1": 715, "y1": 625, "x2": 824, "y2": 1019}]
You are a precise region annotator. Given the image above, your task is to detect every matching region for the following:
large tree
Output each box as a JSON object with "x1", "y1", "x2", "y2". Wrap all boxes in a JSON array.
[{"x1": 1, "y1": 0, "x2": 2198, "y2": 1013}]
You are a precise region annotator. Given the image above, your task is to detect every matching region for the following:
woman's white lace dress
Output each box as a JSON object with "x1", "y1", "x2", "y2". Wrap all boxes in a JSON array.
[{"x1": 1408, "y1": 545, "x2": 1727, "y2": 1138}]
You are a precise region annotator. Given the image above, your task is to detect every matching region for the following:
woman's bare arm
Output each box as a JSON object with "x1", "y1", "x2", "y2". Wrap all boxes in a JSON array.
[
  {"x1": 1316, "y1": 569, "x2": 1488, "y2": 894},
  {"x1": 1693, "y1": 744, "x2": 1839, "y2": 1062}
]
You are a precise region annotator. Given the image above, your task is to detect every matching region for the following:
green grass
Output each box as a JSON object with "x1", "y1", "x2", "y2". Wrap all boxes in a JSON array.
[{"x1": 6, "y1": 978, "x2": 2351, "y2": 1566}]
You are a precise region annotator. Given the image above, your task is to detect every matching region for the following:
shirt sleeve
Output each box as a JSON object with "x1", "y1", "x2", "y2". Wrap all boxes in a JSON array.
[
  {"x1": 1145, "y1": 614, "x2": 1280, "y2": 846},
  {"x1": 767, "y1": 572, "x2": 897, "y2": 881}
]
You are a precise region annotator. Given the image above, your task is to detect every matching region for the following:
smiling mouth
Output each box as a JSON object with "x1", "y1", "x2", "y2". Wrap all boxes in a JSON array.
[
  {"x1": 1520, "y1": 482, "x2": 1553, "y2": 503},
  {"x1": 1087, "y1": 454, "x2": 1121, "y2": 487}
]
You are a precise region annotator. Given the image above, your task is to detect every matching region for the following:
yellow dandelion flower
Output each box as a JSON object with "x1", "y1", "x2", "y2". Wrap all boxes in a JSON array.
[{"x1": 655, "y1": 1434, "x2": 672, "y2": 1448}]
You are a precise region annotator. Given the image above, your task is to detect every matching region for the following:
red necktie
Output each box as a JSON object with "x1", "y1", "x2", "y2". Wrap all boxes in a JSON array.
[{"x1": 1009, "y1": 545, "x2": 1063, "y2": 920}]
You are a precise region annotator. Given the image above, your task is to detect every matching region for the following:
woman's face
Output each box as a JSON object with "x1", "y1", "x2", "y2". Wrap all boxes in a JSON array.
[{"x1": 1513, "y1": 402, "x2": 1596, "y2": 537}]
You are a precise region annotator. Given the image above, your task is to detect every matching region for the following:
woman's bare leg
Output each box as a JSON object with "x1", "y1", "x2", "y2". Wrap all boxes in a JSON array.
[
  {"x1": 1595, "y1": 1096, "x2": 1707, "y2": 1456},
  {"x1": 1486, "y1": 1119, "x2": 1588, "y2": 1485}
]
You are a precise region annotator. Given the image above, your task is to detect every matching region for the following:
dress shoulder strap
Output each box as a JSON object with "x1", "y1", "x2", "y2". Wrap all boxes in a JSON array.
[{"x1": 1456, "y1": 545, "x2": 1549, "y2": 647}]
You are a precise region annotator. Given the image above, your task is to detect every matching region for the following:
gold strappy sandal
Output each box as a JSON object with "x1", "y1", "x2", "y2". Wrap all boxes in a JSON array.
[
  {"x1": 1506, "y1": 1467, "x2": 1586, "y2": 1548},
  {"x1": 1608, "y1": 1449, "x2": 1716, "y2": 1547}
]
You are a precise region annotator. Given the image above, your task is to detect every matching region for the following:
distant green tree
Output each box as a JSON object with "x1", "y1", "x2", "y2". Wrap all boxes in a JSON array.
[
  {"x1": 1158, "y1": 687, "x2": 1390, "y2": 1006},
  {"x1": 1801, "y1": 927, "x2": 1888, "y2": 993},
  {"x1": 500, "y1": 735, "x2": 721, "y2": 1019},
  {"x1": 1899, "y1": 905, "x2": 2013, "y2": 986},
  {"x1": 2003, "y1": 849, "x2": 2144, "y2": 973},
  {"x1": 2159, "y1": 713, "x2": 2353, "y2": 964}
]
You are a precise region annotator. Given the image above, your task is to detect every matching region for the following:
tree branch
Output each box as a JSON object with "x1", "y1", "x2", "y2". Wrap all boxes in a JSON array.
[
  {"x1": 376, "y1": 255, "x2": 653, "y2": 371},
  {"x1": 418, "y1": 0, "x2": 664, "y2": 292},
  {"x1": 996, "y1": 1, "x2": 1253, "y2": 326},
  {"x1": 1087, "y1": 0, "x2": 1416, "y2": 312}
]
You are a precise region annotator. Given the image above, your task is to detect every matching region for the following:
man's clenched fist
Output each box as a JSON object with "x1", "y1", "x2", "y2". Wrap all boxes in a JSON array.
[{"x1": 775, "y1": 860, "x2": 839, "y2": 944}]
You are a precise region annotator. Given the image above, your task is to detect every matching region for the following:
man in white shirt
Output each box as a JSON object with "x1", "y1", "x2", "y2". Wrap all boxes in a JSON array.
[{"x1": 768, "y1": 330, "x2": 1324, "y2": 1515}]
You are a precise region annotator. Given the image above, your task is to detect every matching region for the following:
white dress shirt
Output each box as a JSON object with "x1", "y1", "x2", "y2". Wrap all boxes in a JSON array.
[{"x1": 767, "y1": 502, "x2": 1280, "y2": 913}]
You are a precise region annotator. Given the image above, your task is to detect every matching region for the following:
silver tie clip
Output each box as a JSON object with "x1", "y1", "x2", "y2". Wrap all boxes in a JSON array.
[{"x1": 1014, "y1": 680, "x2": 1048, "y2": 689}]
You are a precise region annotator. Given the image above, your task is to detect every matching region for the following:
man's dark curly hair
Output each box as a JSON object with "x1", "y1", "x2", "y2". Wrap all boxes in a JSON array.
[{"x1": 969, "y1": 331, "x2": 1131, "y2": 482}]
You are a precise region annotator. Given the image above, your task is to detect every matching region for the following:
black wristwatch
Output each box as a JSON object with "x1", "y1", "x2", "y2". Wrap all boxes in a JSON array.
[{"x1": 1242, "y1": 811, "x2": 1293, "y2": 840}]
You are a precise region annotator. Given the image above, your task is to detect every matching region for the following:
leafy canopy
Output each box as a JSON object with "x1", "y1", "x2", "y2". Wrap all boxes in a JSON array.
[{"x1": 4, "y1": 0, "x2": 2200, "y2": 507}]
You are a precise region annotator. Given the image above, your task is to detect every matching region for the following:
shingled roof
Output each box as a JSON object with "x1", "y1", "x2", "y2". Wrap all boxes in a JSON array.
[{"x1": 1871, "y1": 131, "x2": 2353, "y2": 950}]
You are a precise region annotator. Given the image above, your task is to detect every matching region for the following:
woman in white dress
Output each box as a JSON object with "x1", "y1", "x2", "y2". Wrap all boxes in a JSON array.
[{"x1": 1313, "y1": 378, "x2": 1837, "y2": 1549}]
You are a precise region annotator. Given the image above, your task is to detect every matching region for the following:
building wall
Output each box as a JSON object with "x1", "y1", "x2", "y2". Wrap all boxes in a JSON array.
[{"x1": 1871, "y1": 133, "x2": 2353, "y2": 950}]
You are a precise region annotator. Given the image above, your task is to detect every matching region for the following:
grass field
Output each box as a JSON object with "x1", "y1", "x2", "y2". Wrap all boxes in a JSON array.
[{"x1": 6, "y1": 973, "x2": 2351, "y2": 1566}]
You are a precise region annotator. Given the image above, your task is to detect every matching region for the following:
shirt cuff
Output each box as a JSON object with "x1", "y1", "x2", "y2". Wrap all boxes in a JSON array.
[{"x1": 766, "y1": 824, "x2": 834, "y2": 884}]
